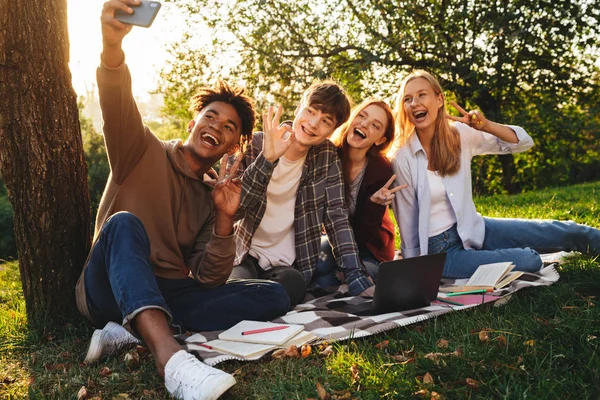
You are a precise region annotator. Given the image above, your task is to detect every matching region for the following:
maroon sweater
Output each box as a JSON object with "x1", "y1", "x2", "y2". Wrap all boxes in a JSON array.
[{"x1": 349, "y1": 154, "x2": 396, "y2": 262}]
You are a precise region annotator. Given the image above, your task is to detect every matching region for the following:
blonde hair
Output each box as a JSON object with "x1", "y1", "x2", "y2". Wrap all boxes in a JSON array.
[
  {"x1": 393, "y1": 70, "x2": 461, "y2": 176},
  {"x1": 330, "y1": 99, "x2": 396, "y2": 158}
]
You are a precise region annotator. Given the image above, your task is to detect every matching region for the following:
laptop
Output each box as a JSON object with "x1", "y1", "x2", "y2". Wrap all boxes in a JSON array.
[{"x1": 370, "y1": 252, "x2": 447, "y2": 314}]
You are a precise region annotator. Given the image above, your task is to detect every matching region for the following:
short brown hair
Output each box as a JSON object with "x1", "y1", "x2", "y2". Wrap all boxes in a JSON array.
[
  {"x1": 190, "y1": 80, "x2": 256, "y2": 151},
  {"x1": 300, "y1": 80, "x2": 352, "y2": 128}
]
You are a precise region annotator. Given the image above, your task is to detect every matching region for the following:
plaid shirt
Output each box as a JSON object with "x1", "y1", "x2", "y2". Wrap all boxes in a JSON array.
[{"x1": 234, "y1": 132, "x2": 372, "y2": 295}]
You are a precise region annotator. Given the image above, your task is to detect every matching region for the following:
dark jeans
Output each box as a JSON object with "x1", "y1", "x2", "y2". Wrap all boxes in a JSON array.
[
  {"x1": 230, "y1": 255, "x2": 307, "y2": 307},
  {"x1": 315, "y1": 235, "x2": 380, "y2": 288},
  {"x1": 84, "y1": 212, "x2": 290, "y2": 332}
]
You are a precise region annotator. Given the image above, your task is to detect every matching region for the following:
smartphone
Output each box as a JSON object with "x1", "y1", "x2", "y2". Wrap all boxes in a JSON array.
[{"x1": 115, "y1": 0, "x2": 162, "y2": 28}]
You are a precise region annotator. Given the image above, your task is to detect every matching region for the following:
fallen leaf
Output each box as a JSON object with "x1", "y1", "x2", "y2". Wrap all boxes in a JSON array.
[
  {"x1": 533, "y1": 317, "x2": 550, "y2": 327},
  {"x1": 77, "y1": 386, "x2": 88, "y2": 400},
  {"x1": 114, "y1": 394, "x2": 129, "y2": 399},
  {"x1": 99, "y1": 366, "x2": 112, "y2": 376},
  {"x1": 375, "y1": 340, "x2": 389, "y2": 350},
  {"x1": 587, "y1": 335, "x2": 597, "y2": 342},
  {"x1": 424, "y1": 352, "x2": 447, "y2": 366},
  {"x1": 136, "y1": 345, "x2": 148, "y2": 356},
  {"x1": 319, "y1": 345, "x2": 334, "y2": 357},
  {"x1": 316, "y1": 382, "x2": 329, "y2": 400},
  {"x1": 350, "y1": 364, "x2": 360, "y2": 383},
  {"x1": 271, "y1": 349, "x2": 286, "y2": 359},
  {"x1": 496, "y1": 335, "x2": 507, "y2": 347},
  {"x1": 465, "y1": 378, "x2": 479, "y2": 388},
  {"x1": 414, "y1": 389, "x2": 429, "y2": 397},
  {"x1": 422, "y1": 372, "x2": 434, "y2": 386},
  {"x1": 431, "y1": 391, "x2": 443, "y2": 399},
  {"x1": 31, "y1": 353, "x2": 38, "y2": 365},
  {"x1": 436, "y1": 339, "x2": 449, "y2": 349},
  {"x1": 124, "y1": 351, "x2": 140, "y2": 367},
  {"x1": 44, "y1": 363, "x2": 72, "y2": 372},
  {"x1": 284, "y1": 345, "x2": 300, "y2": 358},
  {"x1": 58, "y1": 351, "x2": 71, "y2": 359},
  {"x1": 517, "y1": 356, "x2": 524, "y2": 364},
  {"x1": 452, "y1": 348, "x2": 464, "y2": 357},
  {"x1": 301, "y1": 344, "x2": 312, "y2": 358},
  {"x1": 331, "y1": 390, "x2": 353, "y2": 399},
  {"x1": 523, "y1": 340, "x2": 535, "y2": 347},
  {"x1": 142, "y1": 390, "x2": 157, "y2": 396},
  {"x1": 562, "y1": 305, "x2": 577, "y2": 310},
  {"x1": 478, "y1": 330, "x2": 490, "y2": 342}
]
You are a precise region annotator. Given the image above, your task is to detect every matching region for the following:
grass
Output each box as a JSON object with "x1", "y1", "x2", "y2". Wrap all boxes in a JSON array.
[{"x1": 1, "y1": 181, "x2": 600, "y2": 399}]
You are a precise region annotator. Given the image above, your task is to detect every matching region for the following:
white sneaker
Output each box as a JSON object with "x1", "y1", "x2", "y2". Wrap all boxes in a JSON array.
[
  {"x1": 84, "y1": 321, "x2": 141, "y2": 363},
  {"x1": 164, "y1": 350, "x2": 236, "y2": 400}
]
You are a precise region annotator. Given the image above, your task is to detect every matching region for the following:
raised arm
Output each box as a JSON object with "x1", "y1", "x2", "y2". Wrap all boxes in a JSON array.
[
  {"x1": 188, "y1": 154, "x2": 243, "y2": 286},
  {"x1": 236, "y1": 107, "x2": 295, "y2": 217},
  {"x1": 447, "y1": 102, "x2": 534, "y2": 156},
  {"x1": 98, "y1": 0, "x2": 152, "y2": 184}
]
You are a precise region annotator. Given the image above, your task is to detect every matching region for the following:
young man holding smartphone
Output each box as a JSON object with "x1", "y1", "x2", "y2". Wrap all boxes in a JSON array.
[
  {"x1": 76, "y1": 1, "x2": 289, "y2": 399},
  {"x1": 231, "y1": 83, "x2": 376, "y2": 304}
]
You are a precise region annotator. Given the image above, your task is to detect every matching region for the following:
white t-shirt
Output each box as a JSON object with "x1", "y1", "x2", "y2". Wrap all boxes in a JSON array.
[
  {"x1": 427, "y1": 169, "x2": 456, "y2": 237},
  {"x1": 249, "y1": 155, "x2": 306, "y2": 270}
]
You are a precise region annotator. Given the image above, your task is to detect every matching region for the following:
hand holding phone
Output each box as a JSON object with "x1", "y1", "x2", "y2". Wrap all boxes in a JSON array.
[{"x1": 115, "y1": 0, "x2": 162, "y2": 28}]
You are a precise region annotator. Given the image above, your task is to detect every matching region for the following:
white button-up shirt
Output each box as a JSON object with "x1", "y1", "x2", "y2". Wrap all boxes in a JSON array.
[{"x1": 391, "y1": 122, "x2": 534, "y2": 258}]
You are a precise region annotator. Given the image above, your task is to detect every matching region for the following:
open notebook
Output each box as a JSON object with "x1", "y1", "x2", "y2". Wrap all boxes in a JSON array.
[
  {"x1": 439, "y1": 261, "x2": 523, "y2": 293},
  {"x1": 204, "y1": 330, "x2": 316, "y2": 359}
]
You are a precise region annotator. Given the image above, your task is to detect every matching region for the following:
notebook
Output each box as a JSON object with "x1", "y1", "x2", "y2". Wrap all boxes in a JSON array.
[
  {"x1": 370, "y1": 252, "x2": 447, "y2": 314},
  {"x1": 204, "y1": 331, "x2": 316, "y2": 359},
  {"x1": 439, "y1": 261, "x2": 523, "y2": 293},
  {"x1": 217, "y1": 320, "x2": 304, "y2": 345}
]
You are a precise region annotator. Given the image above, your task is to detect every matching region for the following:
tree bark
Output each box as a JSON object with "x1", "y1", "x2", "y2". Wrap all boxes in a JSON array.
[{"x1": 0, "y1": 0, "x2": 91, "y2": 325}]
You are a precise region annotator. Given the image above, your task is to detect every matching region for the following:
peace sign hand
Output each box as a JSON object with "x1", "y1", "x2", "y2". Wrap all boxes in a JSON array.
[
  {"x1": 370, "y1": 174, "x2": 408, "y2": 206},
  {"x1": 446, "y1": 101, "x2": 489, "y2": 131},
  {"x1": 262, "y1": 105, "x2": 296, "y2": 163},
  {"x1": 211, "y1": 153, "x2": 244, "y2": 218}
]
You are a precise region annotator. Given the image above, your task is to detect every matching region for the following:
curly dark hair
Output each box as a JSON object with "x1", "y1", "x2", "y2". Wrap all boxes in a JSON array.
[{"x1": 189, "y1": 80, "x2": 256, "y2": 151}]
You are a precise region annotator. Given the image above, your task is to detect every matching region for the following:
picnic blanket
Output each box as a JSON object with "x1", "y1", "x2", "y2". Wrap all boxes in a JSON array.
[{"x1": 184, "y1": 265, "x2": 560, "y2": 366}]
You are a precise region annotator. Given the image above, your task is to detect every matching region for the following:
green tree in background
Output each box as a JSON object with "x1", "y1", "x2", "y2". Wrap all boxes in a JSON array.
[{"x1": 162, "y1": 0, "x2": 600, "y2": 194}]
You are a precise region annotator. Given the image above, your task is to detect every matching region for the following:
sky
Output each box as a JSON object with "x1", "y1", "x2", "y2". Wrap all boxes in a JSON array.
[{"x1": 67, "y1": 0, "x2": 184, "y2": 99}]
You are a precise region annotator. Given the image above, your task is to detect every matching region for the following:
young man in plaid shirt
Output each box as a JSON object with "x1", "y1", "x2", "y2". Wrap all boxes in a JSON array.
[{"x1": 231, "y1": 81, "x2": 375, "y2": 306}]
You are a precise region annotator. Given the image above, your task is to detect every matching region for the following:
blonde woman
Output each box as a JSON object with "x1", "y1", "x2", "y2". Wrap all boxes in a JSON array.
[
  {"x1": 315, "y1": 99, "x2": 405, "y2": 287},
  {"x1": 391, "y1": 70, "x2": 600, "y2": 278}
]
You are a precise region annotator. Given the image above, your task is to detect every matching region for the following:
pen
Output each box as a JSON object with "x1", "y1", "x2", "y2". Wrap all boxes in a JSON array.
[
  {"x1": 198, "y1": 343, "x2": 213, "y2": 350},
  {"x1": 436, "y1": 297, "x2": 464, "y2": 306},
  {"x1": 242, "y1": 325, "x2": 289, "y2": 336},
  {"x1": 446, "y1": 289, "x2": 489, "y2": 297}
]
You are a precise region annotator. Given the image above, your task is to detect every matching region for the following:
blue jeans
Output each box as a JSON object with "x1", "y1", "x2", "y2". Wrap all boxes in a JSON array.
[
  {"x1": 314, "y1": 235, "x2": 379, "y2": 288},
  {"x1": 428, "y1": 218, "x2": 600, "y2": 279},
  {"x1": 83, "y1": 212, "x2": 290, "y2": 332}
]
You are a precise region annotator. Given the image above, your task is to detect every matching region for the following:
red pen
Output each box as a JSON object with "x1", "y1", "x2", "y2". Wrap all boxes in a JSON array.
[
  {"x1": 198, "y1": 343, "x2": 213, "y2": 350},
  {"x1": 241, "y1": 325, "x2": 289, "y2": 336}
]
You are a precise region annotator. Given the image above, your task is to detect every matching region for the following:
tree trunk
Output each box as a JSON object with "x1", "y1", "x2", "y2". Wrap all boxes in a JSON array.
[{"x1": 0, "y1": 0, "x2": 91, "y2": 326}]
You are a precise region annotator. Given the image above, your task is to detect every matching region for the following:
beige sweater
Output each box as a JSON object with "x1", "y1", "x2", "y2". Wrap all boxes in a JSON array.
[{"x1": 76, "y1": 62, "x2": 235, "y2": 322}]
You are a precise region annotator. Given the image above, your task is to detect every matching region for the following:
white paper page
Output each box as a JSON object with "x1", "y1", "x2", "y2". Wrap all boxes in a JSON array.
[{"x1": 465, "y1": 262, "x2": 514, "y2": 287}]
